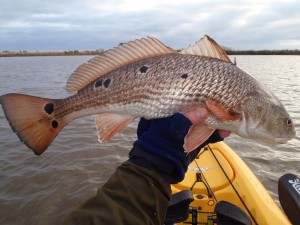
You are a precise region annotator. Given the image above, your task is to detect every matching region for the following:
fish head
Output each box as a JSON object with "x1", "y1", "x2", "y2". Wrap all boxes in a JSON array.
[{"x1": 239, "y1": 90, "x2": 296, "y2": 144}]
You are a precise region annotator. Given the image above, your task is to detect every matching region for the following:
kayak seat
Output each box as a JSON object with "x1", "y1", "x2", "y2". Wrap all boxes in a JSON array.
[
  {"x1": 278, "y1": 173, "x2": 300, "y2": 225},
  {"x1": 164, "y1": 190, "x2": 194, "y2": 225},
  {"x1": 216, "y1": 201, "x2": 251, "y2": 225}
]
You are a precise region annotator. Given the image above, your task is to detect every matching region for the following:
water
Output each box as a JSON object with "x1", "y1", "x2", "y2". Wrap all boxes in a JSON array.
[{"x1": 0, "y1": 55, "x2": 299, "y2": 225}]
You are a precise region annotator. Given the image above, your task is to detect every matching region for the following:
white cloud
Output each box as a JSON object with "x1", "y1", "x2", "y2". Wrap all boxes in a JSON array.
[
  {"x1": 279, "y1": 40, "x2": 300, "y2": 48},
  {"x1": 0, "y1": 0, "x2": 299, "y2": 51}
]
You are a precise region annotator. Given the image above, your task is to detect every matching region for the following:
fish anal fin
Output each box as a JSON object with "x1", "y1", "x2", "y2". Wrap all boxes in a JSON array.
[
  {"x1": 0, "y1": 93, "x2": 66, "y2": 155},
  {"x1": 184, "y1": 124, "x2": 215, "y2": 153},
  {"x1": 206, "y1": 101, "x2": 240, "y2": 121},
  {"x1": 95, "y1": 113, "x2": 135, "y2": 143},
  {"x1": 180, "y1": 35, "x2": 233, "y2": 63},
  {"x1": 66, "y1": 37, "x2": 177, "y2": 93}
]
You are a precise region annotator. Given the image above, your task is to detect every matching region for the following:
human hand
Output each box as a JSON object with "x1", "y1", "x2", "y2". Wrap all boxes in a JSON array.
[
  {"x1": 130, "y1": 108, "x2": 230, "y2": 183},
  {"x1": 137, "y1": 108, "x2": 230, "y2": 141},
  {"x1": 184, "y1": 108, "x2": 231, "y2": 138}
]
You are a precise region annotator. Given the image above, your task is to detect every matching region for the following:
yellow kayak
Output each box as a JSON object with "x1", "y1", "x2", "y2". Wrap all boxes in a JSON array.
[{"x1": 169, "y1": 142, "x2": 297, "y2": 225}]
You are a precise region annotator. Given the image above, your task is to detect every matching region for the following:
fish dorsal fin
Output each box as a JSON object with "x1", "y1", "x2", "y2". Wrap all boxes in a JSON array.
[
  {"x1": 180, "y1": 35, "x2": 232, "y2": 63},
  {"x1": 66, "y1": 37, "x2": 176, "y2": 92}
]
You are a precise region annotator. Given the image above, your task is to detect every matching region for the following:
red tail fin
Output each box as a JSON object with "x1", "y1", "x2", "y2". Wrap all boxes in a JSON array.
[{"x1": 0, "y1": 93, "x2": 67, "y2": 155}]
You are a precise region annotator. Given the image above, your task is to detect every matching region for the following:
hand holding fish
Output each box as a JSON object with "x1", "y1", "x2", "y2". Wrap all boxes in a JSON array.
[
  {"x1": 184, "y1": 108, "x2": 231, "y2": 139},
  {"x1": 130, "y1": 108, "x2": 227, "y2": 184}
]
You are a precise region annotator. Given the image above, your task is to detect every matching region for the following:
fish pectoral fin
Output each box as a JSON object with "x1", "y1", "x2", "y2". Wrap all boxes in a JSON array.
[
  {"x1": 184, "y1": 124, "x2": 215, "y2": 153},
  {"x1": 206, "y1": 101, "x2": 241, "y2": 121},
  {"x1": 95, "y1": 113, "x2": 135, "y2": 143}
]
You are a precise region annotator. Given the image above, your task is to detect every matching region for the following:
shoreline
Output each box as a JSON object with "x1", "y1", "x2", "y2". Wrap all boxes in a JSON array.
[
  {"x1": 1, "y1": 49, "x2": 300, "y2": 57},
  {"x1": 0, "y1": 50, "x2": 104, "y2": 57}
]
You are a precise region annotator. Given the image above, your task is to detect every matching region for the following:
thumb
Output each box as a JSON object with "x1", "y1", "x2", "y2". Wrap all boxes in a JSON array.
[{"x1": 184, "y1": 108, "x2": 208, "y2": 125}]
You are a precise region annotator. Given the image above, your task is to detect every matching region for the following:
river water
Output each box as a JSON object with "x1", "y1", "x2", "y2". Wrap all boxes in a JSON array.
[{"x1": 0, "y1": 55, "x2": 299, "y2": 225}]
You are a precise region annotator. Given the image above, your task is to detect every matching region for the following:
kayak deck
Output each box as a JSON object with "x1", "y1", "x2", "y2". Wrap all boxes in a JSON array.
[{"x1": 171, "y1": 142, "x2": 291, "y2": 225}]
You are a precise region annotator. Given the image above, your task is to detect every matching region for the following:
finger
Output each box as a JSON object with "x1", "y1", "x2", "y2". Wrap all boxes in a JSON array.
[
  {"x1": 184, "y1": 108, "x2": 208, "y2": 125},
  {"x1": 218, "y1": 130, "x2": 231, "y2": 138}
]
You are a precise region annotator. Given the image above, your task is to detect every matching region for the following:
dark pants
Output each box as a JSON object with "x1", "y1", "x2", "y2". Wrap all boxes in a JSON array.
[{"x1": 63, "y1": 161, "x2": 171, "y2": 225}]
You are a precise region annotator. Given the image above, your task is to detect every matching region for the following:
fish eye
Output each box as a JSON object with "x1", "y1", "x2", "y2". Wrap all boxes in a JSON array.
[{"x1": 286, "y1": 118, "x2": 292, "y2": 126}]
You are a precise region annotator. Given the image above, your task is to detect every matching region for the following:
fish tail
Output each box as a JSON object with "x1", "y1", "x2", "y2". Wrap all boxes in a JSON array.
[{"x1": 0, "y1": 93, "x2": 67, "y2": 155}]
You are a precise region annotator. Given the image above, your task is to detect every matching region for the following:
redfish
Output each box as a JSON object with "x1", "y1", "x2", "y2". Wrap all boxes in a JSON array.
[{"x1": 0, "y1": 36, "x2": 296, "y2": 155}]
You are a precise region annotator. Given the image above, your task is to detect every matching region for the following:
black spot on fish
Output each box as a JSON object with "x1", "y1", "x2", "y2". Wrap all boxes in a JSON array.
[
  {"x1": 103, "y1": 78, "x2": 111, "y2": 88},
  {"x1": 52, "y1": 120, "x2": 58, "y2": 128},
  {"x1": 44, "y1": 103, "x2": 54, "y2": 115},
  {"x1": 139, "y1": 65, "x2": 148, "y2": 73},
  {"x1": 95, "y1": 80, "x2": 102, "y2": 88},
  {"x1": 181, "y1": 73, "x2": 188, "y2": 79}
]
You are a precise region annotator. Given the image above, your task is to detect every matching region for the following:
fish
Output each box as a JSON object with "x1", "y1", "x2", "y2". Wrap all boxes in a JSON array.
[{"x1": 0, "y1": 35, "x2": 296, "y2": 155}]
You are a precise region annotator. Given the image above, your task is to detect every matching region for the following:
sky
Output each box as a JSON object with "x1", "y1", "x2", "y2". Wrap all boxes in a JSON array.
[{"x1": 1, "y1": 0, "x2": 300, "y2": 51}]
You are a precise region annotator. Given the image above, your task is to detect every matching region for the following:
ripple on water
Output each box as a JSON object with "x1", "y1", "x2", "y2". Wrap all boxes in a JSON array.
[{"x1": 0, "y1": 55, "x2": 300, "y2": 225}]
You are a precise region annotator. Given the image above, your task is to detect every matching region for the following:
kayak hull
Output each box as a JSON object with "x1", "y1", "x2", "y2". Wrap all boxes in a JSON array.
[{"x1": 171, "y1": 142, "x2": 291, "y2": 225}]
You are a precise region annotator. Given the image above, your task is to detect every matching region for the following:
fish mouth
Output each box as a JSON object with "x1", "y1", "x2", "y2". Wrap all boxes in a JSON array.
[
  {"x1": 274, "y1": 139, "x2": 288, "y2": 144},
  {"x1": 258, "y1": 137, "x2": 289, "y2": 145},
  {"x1": 273, "y1": 137, "x2": 293, "y2": 144},
  {"x1": 254, "y1": 133, "x2": 294, "y2": 144}
]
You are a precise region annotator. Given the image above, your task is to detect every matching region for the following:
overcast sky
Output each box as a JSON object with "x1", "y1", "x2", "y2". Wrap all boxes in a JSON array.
[{"x1": 1, "y1": 0, "x2": 300, "y2": 51}]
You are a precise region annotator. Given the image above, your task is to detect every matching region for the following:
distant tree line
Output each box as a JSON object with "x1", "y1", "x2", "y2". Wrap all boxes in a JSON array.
[
  {"x1": 0, "y1": 49, "x2": 105, "y2": 57},
  {"x1": 1, "y1": 48, "x2": 300, "y2": 57},
  {"x1": 223, "y1": 47, "x2": 300, "y2": 55}
]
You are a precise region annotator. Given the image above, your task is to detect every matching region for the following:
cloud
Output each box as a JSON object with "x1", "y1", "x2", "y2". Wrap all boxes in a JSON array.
[{"x1": 0, "y1": 0, "x2": 299, "y2": 51}]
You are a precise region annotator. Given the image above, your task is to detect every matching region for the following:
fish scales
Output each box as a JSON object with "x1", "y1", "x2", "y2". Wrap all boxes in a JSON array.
[{"x1": 54, "y1": 54, "x2": 258, "y2": 121}]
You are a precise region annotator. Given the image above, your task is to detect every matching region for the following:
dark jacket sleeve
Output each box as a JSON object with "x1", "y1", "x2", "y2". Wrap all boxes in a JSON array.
[{"x1": 63, "y1": 161, "x2": 171, "y2": 225}]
